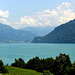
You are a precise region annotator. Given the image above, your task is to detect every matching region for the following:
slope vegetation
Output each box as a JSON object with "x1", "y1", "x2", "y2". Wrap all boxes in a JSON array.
[
  {"x1": 0, "y1": 23, "x2": 35, "y2": 43},
  {"x1": 32, "y1": 19, "x2": 75, "y2": 43},
  {"x1": 0, "y1": 66, "x2": 43, "y2": 75}
]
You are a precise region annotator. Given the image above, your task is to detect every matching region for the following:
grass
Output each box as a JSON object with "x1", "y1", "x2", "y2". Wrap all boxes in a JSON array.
[{"x1": 0, "y1": 66, "x2": 43, "y2": 75}]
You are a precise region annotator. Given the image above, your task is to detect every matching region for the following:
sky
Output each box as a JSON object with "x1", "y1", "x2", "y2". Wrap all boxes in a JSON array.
[{"x1": 0, "y1": 0, "x2": 75, "y2": 29}]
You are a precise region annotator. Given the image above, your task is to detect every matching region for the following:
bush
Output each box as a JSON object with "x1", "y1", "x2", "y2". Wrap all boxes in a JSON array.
[
  {"x1": 41, "y1": 57, "x2": 54, "y2": 72},
  {"x1": 69, "y1": 62, "x2": 75, "y2": 75},
  {"x1": 26, "y1": 57, "x2": 42, "y2": 72},
  {"x1": 0, "y1": 60, "x2": 3, "y2": 66},
  {"x1": 11, "y1": 58, "x2": 26, "y2": 68},
  {"x1": 10, "y1": 53, "x2": 74, "y2": 75},
  {"x1": 26, "y1": 57, "x2": 55, "y2": 72},
  {"x1": 43, "y1": 70, "x2": 54, "y2": 75},
  {"x1": 0, "y1": 60, "x2": 8, "y2": 73},
  {"x1": 0, "y1": 66, "x2": 8, "y2": 73},
  {"x1": 53, "y1": 53, "x2": 71, "y2": 75}
]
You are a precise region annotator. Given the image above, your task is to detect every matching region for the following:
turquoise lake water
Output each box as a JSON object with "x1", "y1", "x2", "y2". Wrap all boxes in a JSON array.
[{"x1": 0, "y1": 43, "x2": 75, "y2": 65}]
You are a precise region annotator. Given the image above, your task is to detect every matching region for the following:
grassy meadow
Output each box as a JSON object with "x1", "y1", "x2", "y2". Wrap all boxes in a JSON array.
[{"x1": 0, "y1": 66, "x2": 43, "y2": 75}]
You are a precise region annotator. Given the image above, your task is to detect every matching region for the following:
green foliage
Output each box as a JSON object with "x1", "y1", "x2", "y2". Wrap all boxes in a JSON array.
[
  {"x1": 26, "y1": 57, "x2": 55, "y2": 72},
  {"x1": 41, "y1": 57, "x2": 54, "y2": 72},
  {"x1": 43, "y1": 70, "x2": 54, "y2": 75},
  {"x1": 26, "y1": 57, "x2": 42, "y2": 72},
  {"x1": 69, "y1": 61, "x2": 75, "y2": 75},
  {"x1": 0, "y1": 60, "x2": 8, "y2": 73},
  {"x1": 10, "y1": 53, "x2": 75, "y2": 75},
  {"x1": 32, "y1": 19, "x2": 75, "y2": 43},
  {"x1": 65, "y1": 66, "x2": 71, "y2": 75},
  {"x1": 4, "y1": 66, "x2": 43, "y2": 75},
  {"x1": 11, "y1": 58, "x2": 26, "y2": 68},
  {"x1": 43, "y1": 70, "x2": 51, "y2": 75},
  {"x1": 0, "y1": 60, "x2": 3, "y2": 66},
  {"x1": 53, "y1": 53, "x2": 71, "y2": 75},
  {"x1": 0, "y1": 66, "x2": 8, "y2": 73}
]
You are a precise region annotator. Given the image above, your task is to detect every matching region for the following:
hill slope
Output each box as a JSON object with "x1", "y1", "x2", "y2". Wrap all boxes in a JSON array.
[
  {"x1": 32, "y1": 19, "x2": 75, "y2": 43},
  {"x1": 0, "y1": 66, "x2": 43, "y2": 75},
  {"x1": 0, "y1": 23, "x2": 35, "y2": 43},
  {"x1": 19, "y1": 26, "x2": 55, "y2": 37}
]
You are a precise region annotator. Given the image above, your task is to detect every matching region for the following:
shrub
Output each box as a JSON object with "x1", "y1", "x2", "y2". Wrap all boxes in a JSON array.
[
  {"x1": 69, "y1": 61, "x2": 75, "y2": 75},
  {"x1": 43, "y1": 70, "x2": 54, "y2": 75},
  {"x1": 26, "y1": 57, "x2": 42, "y2": 72},
  {"x1": 53, "y1": 53, "x2": 71, "y2": 75},
  {"x1": 0, "y1": 66, "x2": 8, "y2": 73},
  {"x1": 41, "y1": 57, "x2": 54, "y2": 72},
  {"x1": 0, "y1": 60, "x2": 8, "y2": 73},
  {"x1": 0, "y1": 60, "x2": 3, "y2": 66},
  {"x1": 11, "y1": 58, "x2": 26, "y2": 68}
]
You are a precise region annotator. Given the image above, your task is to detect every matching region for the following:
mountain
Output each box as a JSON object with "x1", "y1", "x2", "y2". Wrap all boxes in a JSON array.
[
  {"x1": 19, "y1": 26, "x2": 55, "y2": 37},
  {"x1": 0, "y1": 23, "x2": 35, "y2": 43},
  {"x1": 32, "y1": 19, "x2": 75, "y2": 43}
]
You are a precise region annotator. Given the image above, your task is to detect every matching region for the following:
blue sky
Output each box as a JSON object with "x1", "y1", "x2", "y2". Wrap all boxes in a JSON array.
[{"x1": 0, "y1": 0, "x2": 75, "y2": 29}]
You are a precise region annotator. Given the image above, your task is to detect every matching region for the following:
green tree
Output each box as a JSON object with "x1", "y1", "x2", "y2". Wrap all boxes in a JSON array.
[
  {"x1": 0, "y1": 60, "x2": 3, "y2": 66},
  {"x1": 43, "y1": 70, "x2": 50, "y2": 75},
  {"x1": 53, "y1": 53, "x2": 71, "y2": 75},
  {"x1": 69, "y1": 61, "x2": 75, "y2": 75},
  {"x1": 0, "y1": 60, "x2": 8, "y2": 73},
  {"x1": 41, "y1": 57, "x2": 54, "y2": 73},
  {"x1": 43, "y1": 70, "x2": 54, "y2": 75},
  {"x1": 11, "y1": 58, "x2": 26, "y2": 68},
  {"x1": 26, "y1": 57, "x2": 43, "y2": 72}
]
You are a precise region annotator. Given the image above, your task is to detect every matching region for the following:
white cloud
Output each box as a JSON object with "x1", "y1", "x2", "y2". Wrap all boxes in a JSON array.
[
  {"x1": 0, "y1": 10, "x2": 10, "y2": 25},
  {"x1": 20, "y1": 16, "x2": 36, "y2": 25},
  {"x1": 57, "y1": 2, "x2": 72, "y2": 10},
  {"x1": 0, "y1": 10, "x2": 9, "y2": 18},
  {"x1": 15, "y1": 2, "x2": 75, "y2": 29},
  {"x1": 0, "y1": 18, "x2": 10, "y2": 25}
]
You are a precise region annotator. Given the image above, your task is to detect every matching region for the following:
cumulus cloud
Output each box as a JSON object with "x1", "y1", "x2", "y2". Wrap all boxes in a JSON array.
[
  {"x1": 0, "y1": 10, "x2": 10, "y2": 25},
  {"x1": 0, "y1": 10, "x2": 9, "y2": 18},
  {"x1": 20, "y1": 16, "x2": 36, "y2": 25},
  {"x1": 15, "y1": 2, "x2": 75, "y2": 28},
  {"x1": 0, "y1": 18, "x2": 10, "y2": 25}
]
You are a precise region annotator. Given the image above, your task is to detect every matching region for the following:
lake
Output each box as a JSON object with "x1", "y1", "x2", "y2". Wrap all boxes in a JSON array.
[{"x1": 0, "y1": 43, "x2": 75, "y2": 65}]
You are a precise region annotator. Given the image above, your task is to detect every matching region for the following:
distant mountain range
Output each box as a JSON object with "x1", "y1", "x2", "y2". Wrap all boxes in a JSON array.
[
  {"x1": 0, "y1": 23, "x2": 54, "y2": 43},
  {"x1": 19, "y1": 26, "x2": 55, "y2": 37},
  {"x1": 32, "y1": 19, "x2": 75, "y2": 43},
  {"x1": 0, "y1": 23, "x2": 35, "y2": 43}
]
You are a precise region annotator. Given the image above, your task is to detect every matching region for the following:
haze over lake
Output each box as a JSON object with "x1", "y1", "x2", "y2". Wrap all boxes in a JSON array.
[{"x1": 0, "y1": 43, "x2": 75, "y2": 65}]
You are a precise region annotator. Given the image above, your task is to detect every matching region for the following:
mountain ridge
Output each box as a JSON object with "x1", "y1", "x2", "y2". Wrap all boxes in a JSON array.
[
  {"x1": 0, "y1": 23, "x2": 35, "y2": 43},
  {"x1": 19, "y1": 26, "x2": 55, "y2": 37},
  {"x1": 32, "y1": 19, "x2": 75, "y2": 43}
]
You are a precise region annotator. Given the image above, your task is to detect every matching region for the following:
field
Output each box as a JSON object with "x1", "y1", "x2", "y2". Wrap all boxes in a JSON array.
[{"x1": 0, "y1": 66, "x2": 43, "y2": 75}]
